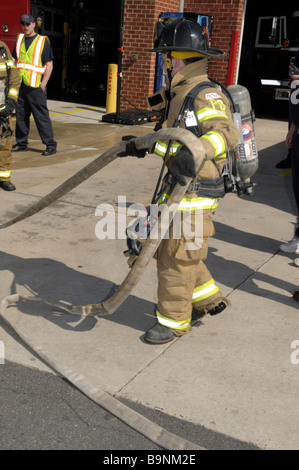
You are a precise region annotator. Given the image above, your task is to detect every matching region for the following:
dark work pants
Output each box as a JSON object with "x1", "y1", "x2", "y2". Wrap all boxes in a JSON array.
[
  {"x1": 15, "y1": 83, "x2": 57, "y2": 150},
  {"x1": 291, "y1": 130, "x2": 299, "y2": 237}
]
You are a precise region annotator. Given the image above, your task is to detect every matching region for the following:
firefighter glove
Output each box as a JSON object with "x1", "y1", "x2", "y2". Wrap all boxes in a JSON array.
[
  {"x1": 171, "y1": 145, "x2": 196, "y2": 186},
  {"x1": 118, "y1": 136, "x2": 148, "y2": 158},
  {"x1": 0, "y1": 98, "x2": 15, "y2": 118}
]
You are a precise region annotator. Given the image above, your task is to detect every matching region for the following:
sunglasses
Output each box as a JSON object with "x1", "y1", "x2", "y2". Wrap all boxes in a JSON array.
[{"x1": 21, "y1": 22, "x2": 31, "y2": 26}]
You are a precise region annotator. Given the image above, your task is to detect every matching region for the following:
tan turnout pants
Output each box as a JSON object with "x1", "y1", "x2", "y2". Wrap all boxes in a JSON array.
[
  {"x1": 156, "y1": 208, "x2": 223, "y2": 336},
  {"x1": 0, "y1": 133, "x2": 12, "y2": 182}
]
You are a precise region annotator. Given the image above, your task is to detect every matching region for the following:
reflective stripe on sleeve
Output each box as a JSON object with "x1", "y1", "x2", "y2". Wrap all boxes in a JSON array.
[
  {"x1": 196, "y1": 107, "x2": 228, "y2": 124},
  {"x1": 201, "y1": 131, "x2": 226, "y2": 158},
  {"x1": 154, "y1": 140, "x2": 183, "y2": 158},
  {"x1": 8, "y1": 88, "x2": 19, "y2": 99}
]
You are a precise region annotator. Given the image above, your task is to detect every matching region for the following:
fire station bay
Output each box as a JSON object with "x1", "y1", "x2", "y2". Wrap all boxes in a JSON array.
[{"x1": 1, "y1": 0, "x2": 298, "y2": 118}]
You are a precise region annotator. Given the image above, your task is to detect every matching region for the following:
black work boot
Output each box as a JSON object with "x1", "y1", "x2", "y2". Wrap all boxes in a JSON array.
[
  {"x1": 209, "y1": 301, "x2": 227, "y2": 316},
  {"x1": 0, "y1": 181, "x2": 16, "y2": 191},
  {"x1": 144, "y1": 322, "x2": 175, "y2": 344},
  {"x1": 192, "y1": 301, "x2": 227, "y2": 323},
  {"x1": 293, "y1": 291, "x2": 299, "y2": 302}
]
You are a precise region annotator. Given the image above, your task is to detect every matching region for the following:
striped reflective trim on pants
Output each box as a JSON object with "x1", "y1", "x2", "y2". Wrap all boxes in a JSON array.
[
  {"x1": 0, "y1": 170, "x2": 11, "y2": 179},
  {"x1": 192, "y1": 279, "x2": 219, "y2": 303},
  {"x1": 156, "y1": 310, "x2": 191, "y2": 330}
]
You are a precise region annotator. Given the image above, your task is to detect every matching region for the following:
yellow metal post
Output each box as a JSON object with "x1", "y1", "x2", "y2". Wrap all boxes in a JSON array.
[{"x1": 106, "y1": 64, "x2": 118, "y2": 114}]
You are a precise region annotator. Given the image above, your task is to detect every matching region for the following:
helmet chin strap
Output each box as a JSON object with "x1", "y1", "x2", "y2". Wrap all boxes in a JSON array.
[{"x1": 166, "y1": 51, "x2": 173, "y2": 86}]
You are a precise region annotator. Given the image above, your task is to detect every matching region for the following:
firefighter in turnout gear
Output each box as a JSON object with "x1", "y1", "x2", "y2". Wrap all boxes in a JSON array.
[
  {"x1": 119, "y1": 18, "x2": 240, "y2": 344},
  {"x1": 0, "y1": 40, "x2": 20, "y2": 191}
]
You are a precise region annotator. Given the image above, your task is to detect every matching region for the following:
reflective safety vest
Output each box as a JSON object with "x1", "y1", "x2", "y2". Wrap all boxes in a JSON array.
[{"x1": 15, "y1": 34, "x2": 47, "y2": 87}]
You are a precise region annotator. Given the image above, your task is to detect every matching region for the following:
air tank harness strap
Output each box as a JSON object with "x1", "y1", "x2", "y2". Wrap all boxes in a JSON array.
[{"x1": 173, "y1": 81, "x2": 225, "y2": 198}]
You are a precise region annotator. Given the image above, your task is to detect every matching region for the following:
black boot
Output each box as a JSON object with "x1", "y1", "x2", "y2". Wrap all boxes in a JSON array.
[
  {"x1": 11, "y1": 143, "x2": 28, "y2": 152},
  {"x1": 276, "y1": 149, "x2": 292, "y2": 169},
  {"x1": 192, "y1": 301, "x2": 227, "y2": 323},
  {"x1": 144, "y1": 322, "x2": 175, "y2": 344},
  {"x1": 0, "y1": 181, "x2": 16, "y2": 191},
  {"x1": 293, "y1": 291, "x2": 299, "y2": 302}
]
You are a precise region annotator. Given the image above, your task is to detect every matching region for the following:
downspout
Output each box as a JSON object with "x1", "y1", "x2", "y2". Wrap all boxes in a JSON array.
[{"x1": 179, "y1": 0, "x2": 184, "y2": 13}]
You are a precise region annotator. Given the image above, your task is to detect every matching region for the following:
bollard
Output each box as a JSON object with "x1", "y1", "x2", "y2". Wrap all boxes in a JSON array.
[{"x1": 106, "y1": 64, "x2": 118, "y2": 114}]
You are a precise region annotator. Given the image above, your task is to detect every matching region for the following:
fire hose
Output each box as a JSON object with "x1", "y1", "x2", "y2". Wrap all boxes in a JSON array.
[
  {"x1": 0, "y1": 128, "x2": 207, "y2": 450},
  {"x1": 0, "y1": 128, "x2": 207, "y2": 316}
]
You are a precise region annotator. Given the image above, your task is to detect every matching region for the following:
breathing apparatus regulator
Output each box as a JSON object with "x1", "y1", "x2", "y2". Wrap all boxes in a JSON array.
[
  {"x1": 124, "y1": 210, "x2": 159, "y2": 268},
  {"x1": 124, "y1": 18, "x2": 259, "y2": 266}
]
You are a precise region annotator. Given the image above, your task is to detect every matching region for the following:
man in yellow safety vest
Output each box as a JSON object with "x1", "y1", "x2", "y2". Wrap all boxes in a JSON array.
[{"x1": 12, "y1": 13, "x2": 57, "y2": 156}]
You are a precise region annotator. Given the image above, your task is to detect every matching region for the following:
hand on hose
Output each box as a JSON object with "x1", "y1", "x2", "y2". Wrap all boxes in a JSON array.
[
  {"x1": 171, "y1": 145, "x2": 197, "y2": 186},
  {"x1": 0, "y1": 98, "x2": 15, "y2": 118},
  {"x1": 117, "y1": 135, "x2": 148, "y2": 158}
]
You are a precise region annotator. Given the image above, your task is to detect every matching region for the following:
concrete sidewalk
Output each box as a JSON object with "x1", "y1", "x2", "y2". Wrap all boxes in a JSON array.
[{"x1": 0, "y1": 101, "x2": 298, "y2": 450}]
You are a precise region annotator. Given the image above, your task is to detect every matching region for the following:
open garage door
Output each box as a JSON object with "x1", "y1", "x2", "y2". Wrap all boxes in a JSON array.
[
  {"x1": 239, "y1": 0, "x2": 298, "y2": 118},
  {"x1": 31, "y1": 0, "x2": 120, "y2": 105}
]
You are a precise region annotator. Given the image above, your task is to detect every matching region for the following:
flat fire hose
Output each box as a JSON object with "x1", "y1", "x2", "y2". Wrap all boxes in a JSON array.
[
  {"x1": 0, "y1": 128, "x2": 207, "y2": 317},
  {"x1": 0, "y1": 128, "x2": 207, "y2": 450}
]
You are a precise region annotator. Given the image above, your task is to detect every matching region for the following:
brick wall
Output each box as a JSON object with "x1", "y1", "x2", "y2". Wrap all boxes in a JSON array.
[
  {"x1": 184, "y1": 0, "x2": 245, "y2": 85},
  {"x1": 121, "y1": 0, "x2": 180, "y2": 110},
  {"x1": 120, "y1": 0, "x2": 244, "y2": 111}
]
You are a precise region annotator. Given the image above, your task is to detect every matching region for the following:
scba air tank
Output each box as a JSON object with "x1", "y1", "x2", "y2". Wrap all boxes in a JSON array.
[{"x1": 227, "y1": 84, "x2": 259, "y2": 195}]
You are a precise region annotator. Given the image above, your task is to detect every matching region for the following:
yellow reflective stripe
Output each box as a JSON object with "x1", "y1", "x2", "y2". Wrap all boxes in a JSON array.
[
  {"x1": 158, "y1": 194, "x2": 218, "y2": 210},
  {"x1": 196, "y1": 107, "x2": 228, "y2": 124},
  {"x1": 0, "y1": 171, "x2": 11, "y2": 178},
  {"x1": 158, "y1": 192, "x2": 169, "y2": 205},
  {"x1": 154, "y1": 140, "x2": 183, "y2": 158},
  {"x1": 33, "y1": 36, "x2": 45, "y2": 66},
  {"x1": 0, "y1": 62, "x2": 17, "y2": 70},
  {"x1": 8, "y1": 88, "x2": 19, "y2": 99},
  {"x1": 16, "y1": 34, "x2": 24, "y2": 59},
  {"x1": 192, "y1": 279, "x2": 219, "y2": 303},
  {"x1": 16, "y1": 63, "x2": 46, "y2": 73},
  {"x1": 156, "y1": 311, "x2": 191, "y2": 330},
  {"x1": 201, "y1": 131, "x2": 226, "y2": 157},
  {"x1": 178, "y1": 197, "x2": 219, "y2": 211}
]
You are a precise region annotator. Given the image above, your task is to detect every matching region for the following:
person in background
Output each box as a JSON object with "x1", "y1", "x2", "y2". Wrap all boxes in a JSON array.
[
  {"x1": 0, "y1": 39, "x2": 20, "y2": 191},
  {"x1": 11, "y1": 13, "x2": 57, "y2": 156},
  {"x1": 276, "y1": 49, "x2": 299, "y2": 169},
  {"x1": 279, "y1": 55, "x2": 299, "y2": 255}
]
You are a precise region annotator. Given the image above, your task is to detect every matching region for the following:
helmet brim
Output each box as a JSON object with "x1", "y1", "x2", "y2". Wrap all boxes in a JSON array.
[{"x1": 150, "y1": 45, "x2": 226, "y2": 58}]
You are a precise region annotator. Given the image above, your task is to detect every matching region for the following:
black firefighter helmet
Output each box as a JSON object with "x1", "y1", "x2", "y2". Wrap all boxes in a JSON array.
[{"x1": 151, "y1": 17, "x2": 225, "y2": 58}]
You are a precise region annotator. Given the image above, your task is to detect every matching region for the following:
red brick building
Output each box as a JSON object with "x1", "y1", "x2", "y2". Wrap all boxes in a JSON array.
[{"x1": 121, "y1": 0, "x2": 245, "y2": 111}]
